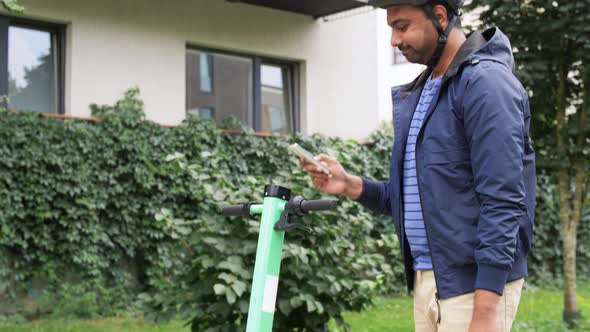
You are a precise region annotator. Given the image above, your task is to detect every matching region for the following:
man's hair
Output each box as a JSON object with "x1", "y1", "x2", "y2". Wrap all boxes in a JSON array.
[{"x1": 425, "y1": 0, "x2": 462, "y2": 29}]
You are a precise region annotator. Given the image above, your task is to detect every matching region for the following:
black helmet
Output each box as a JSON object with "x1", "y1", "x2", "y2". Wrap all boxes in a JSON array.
[
  {"x1": 368, "y1": 0, "x2": 464, "y2": 68},
  {"x1": 368, "y1": 0, "x2": 464, "y2": 15}
]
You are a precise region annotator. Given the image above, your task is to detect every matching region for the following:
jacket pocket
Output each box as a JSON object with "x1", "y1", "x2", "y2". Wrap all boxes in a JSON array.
[{"x1": 424, "y1": 147, "x2": 470, "y2": 165}]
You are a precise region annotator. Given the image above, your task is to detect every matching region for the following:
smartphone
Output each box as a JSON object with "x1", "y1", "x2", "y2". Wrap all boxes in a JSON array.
[{"x1": 289, "y1": 143, "x2": 331, "y2": 175}]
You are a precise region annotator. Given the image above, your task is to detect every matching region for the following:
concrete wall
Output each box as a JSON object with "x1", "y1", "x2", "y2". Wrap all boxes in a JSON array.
[{"x1": 2, "y1": 0, "x2": 392, "y2": 140}]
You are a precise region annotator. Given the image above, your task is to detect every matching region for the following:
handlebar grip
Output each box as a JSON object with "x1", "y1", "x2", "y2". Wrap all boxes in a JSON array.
[
  {"x1": 222, "y1": 205, "x2": 247, "y2": 216},
  {"x1": 300, "y1": 200, "x2": 337, "y2": 213}
]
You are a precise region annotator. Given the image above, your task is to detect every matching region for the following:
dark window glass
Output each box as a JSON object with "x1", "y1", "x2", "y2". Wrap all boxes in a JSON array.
[
  {"x1": 260, "y1": 63, "x2": 292, "y2": 134},
  {"x1": 199, "y1": 52, "x2": 213, "y2": 93},
  {"x1": 187, "y1": 49, "x2": 252, "y2": 125},
  {"x1": 0, "y1": 17, "x2": 63, "y2": 114},
  {"x1": 8, "y1": 26, "x2": 56, "y2": 113},
  {"x1": 186, "y1": 48, "x2": 297, "y2": 134},
  {"x1": 188, "y1": 106, "x2": 214, "y2": 120}
]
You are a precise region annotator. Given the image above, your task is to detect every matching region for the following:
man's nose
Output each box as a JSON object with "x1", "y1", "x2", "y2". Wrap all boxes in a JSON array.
[{"x1": 391, "y1": 31, "x2": 402, "y2": 48}]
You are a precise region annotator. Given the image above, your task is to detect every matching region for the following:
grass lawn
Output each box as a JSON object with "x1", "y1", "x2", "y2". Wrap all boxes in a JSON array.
[
  {"x1": 1, "y1": 282, "x2": 588, "y2": 331},
  {"x1": 338, "y1": 281, "x2": 590, "y2": 331},
  {"x1": 0, "y1": 318, "x2": 189, "y2": 332}
]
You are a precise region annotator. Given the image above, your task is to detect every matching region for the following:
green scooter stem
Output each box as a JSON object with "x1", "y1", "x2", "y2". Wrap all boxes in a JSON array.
[
  {"x1": 223, "y1": 184, "x2": 336, "y2": 331},
  {"x1": 245, "y1": 192, "x2": 287, "y2": 331}
]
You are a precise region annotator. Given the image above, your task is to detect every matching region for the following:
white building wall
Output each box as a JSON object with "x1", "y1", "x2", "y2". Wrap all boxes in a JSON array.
[
  {"x1": 305, "y1": 9, "x2": 380, "y2": 140},
  {"x1": 4, "y1": 0, "x2": 392, "y2": 140}
]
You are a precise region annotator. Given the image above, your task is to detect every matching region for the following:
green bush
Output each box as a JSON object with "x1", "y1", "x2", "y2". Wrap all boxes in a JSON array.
[
  {"x1": 44, "y1": 280, "x2": 138, "y2": 319},
  {"x1": 0, "y1": 89, "x2": 402, "y2": 331},
  {"x1": 0, "y1": 89, "x2": 588, "y2": 330},
  {"x1": 152, "y1": 147, "x2": 401, "y2": 331}
]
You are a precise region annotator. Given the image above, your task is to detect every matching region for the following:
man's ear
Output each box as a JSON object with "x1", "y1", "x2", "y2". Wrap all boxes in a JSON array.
[{"x1": 432, "y1": 4, "x2": 449, "y2": 29}]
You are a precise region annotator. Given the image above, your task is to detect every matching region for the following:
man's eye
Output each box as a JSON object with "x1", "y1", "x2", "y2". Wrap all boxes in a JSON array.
[{"x1": 399, "y1": 25, "x2": 408, "y2": 32}]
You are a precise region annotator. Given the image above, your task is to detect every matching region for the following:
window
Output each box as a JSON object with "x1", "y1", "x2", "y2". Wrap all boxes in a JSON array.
[
  {"x1": 392, "y1": 47, "x2": 409, "y2": 65},
  {"x1": 199, "y1": 52, "x2": 213, "y2": 93},
  {"x1": 260, "y1": 63, "x2": 293, "y2": 134},
  {"x1": 186, "y1": 47, "x2": 298, "y2": 134},
  {"x1": 0, "y1": 16, "x2": 65, "y2": 114},
  {"x1": 187, "y1": 49, "x2": 253, "y2": 127}
]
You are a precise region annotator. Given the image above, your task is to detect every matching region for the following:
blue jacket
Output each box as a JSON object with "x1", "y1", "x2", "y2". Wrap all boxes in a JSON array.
[{"x1": 356, "y1": 28, "x2": 536, "y2": 299}]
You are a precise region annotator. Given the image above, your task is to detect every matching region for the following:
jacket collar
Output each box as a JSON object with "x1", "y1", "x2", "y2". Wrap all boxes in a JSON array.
[{"x1": 443, "y1": 30, "x2": 487, "y2": 79}]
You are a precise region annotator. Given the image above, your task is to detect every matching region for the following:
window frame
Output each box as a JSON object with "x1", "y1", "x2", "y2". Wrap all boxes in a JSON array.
[
  {"x1": 186, "y1": 44, "x2": 300, "y2": 134},
  {"x1": 0, "y1": 15, "x2": 66, "y2": 114}
]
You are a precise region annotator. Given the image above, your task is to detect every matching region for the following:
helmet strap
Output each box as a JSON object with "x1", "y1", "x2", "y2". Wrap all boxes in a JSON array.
[{"x1": 424, "y1": 3, "x2": 458, "y2": 68}]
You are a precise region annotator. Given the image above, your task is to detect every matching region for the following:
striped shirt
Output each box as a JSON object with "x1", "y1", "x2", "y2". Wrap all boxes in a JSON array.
[{"x1": 403, "y1": 75, "x2": 442, "y2": 271}]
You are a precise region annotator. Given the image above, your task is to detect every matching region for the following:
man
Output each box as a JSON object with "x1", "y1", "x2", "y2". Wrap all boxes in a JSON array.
[{"x1": 300, "y1": 1, "x2": 536, "y2": 331}]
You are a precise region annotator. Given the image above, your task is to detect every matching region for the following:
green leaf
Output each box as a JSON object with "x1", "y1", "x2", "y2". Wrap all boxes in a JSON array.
[
  {"x1": 231, "y1": 280, "x2": 247, "y2": 297},
  {"x1": 218, "y1": 272, "x2": 235, "y2": 284},
  {"x1": 225, "y1": 288, "x2": 237, "y2": 304},
  {"x1": 213, "y1": 284, "x2": 226, "y2": 295},
  {"x1": 1, "y1": 0, "x2": 24, "y2": 13}
]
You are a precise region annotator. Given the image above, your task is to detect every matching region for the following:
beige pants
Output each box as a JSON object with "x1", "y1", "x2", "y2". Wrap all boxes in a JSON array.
[{"x1": 413, "y1": 270, "x2": 524, "y2": 332}]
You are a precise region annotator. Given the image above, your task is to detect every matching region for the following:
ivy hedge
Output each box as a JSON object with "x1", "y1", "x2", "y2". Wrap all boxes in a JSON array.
[{"x1": 0, "y1": 89, "x2": 588, "y2": 330}]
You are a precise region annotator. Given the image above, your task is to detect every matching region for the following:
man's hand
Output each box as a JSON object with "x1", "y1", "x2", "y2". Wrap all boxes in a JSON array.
[
  {"x1": 299, "y1": 154, "x2": 363, "y2": 200},
  {"x1": 468, "y1": 289, "x2": 501, "y2": 332}
]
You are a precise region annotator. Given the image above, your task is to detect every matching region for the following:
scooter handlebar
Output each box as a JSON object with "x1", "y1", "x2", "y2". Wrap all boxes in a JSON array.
[
  {"x1": 222, "y1": 204, "x2": 249, "y2": 217},
  {"x1": 223, "y1": 198, "x2": 337, "y2": 217},
  {"x1": 299, "y1": 199, "x2": 337, "y2": 213}
]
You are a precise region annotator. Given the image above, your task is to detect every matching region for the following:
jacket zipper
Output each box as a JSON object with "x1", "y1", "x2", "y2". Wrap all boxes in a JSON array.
[
  {"x1": 435, "y1": 292, "x2": 441, "y2": 323},
  {"x1": 414, "y1": 83, "x2": 444, "y2": 324},
  {"x1": 405, "y1": 59, "x2": 480, "y2": 325},
  {"x1": 414, "y1": 148, "x2": 442, "y2": 324}
]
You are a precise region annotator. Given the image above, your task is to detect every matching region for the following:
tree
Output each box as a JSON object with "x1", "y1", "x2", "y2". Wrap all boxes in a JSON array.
[
  {"x1": 470, "y1": 0, "x2": 590, "y2": 326},
  {"x1": 1, "y1": 0, "x2": 24, "y2": 13}
]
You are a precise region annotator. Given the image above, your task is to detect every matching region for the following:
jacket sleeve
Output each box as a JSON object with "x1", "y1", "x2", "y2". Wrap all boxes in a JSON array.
[
  {"x1": 354, "y1": 178, "x2": 392, "y2": 215},
  {"x1": 462, "y1": 64, "x2": 529, "y2": 295}
]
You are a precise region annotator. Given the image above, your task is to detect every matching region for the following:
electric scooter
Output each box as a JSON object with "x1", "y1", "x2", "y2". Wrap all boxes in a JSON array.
[{"x1": 222, "y1": 184, "x2": 337, "y2": 332}]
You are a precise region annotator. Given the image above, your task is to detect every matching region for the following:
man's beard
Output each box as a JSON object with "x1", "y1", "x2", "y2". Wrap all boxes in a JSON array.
[
  {"x1": 399, "y1": 45, "x2": 432, "y2": 65},
  {"x1": 399, "y1": 46, "x2": 420, "y2": 64}
]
